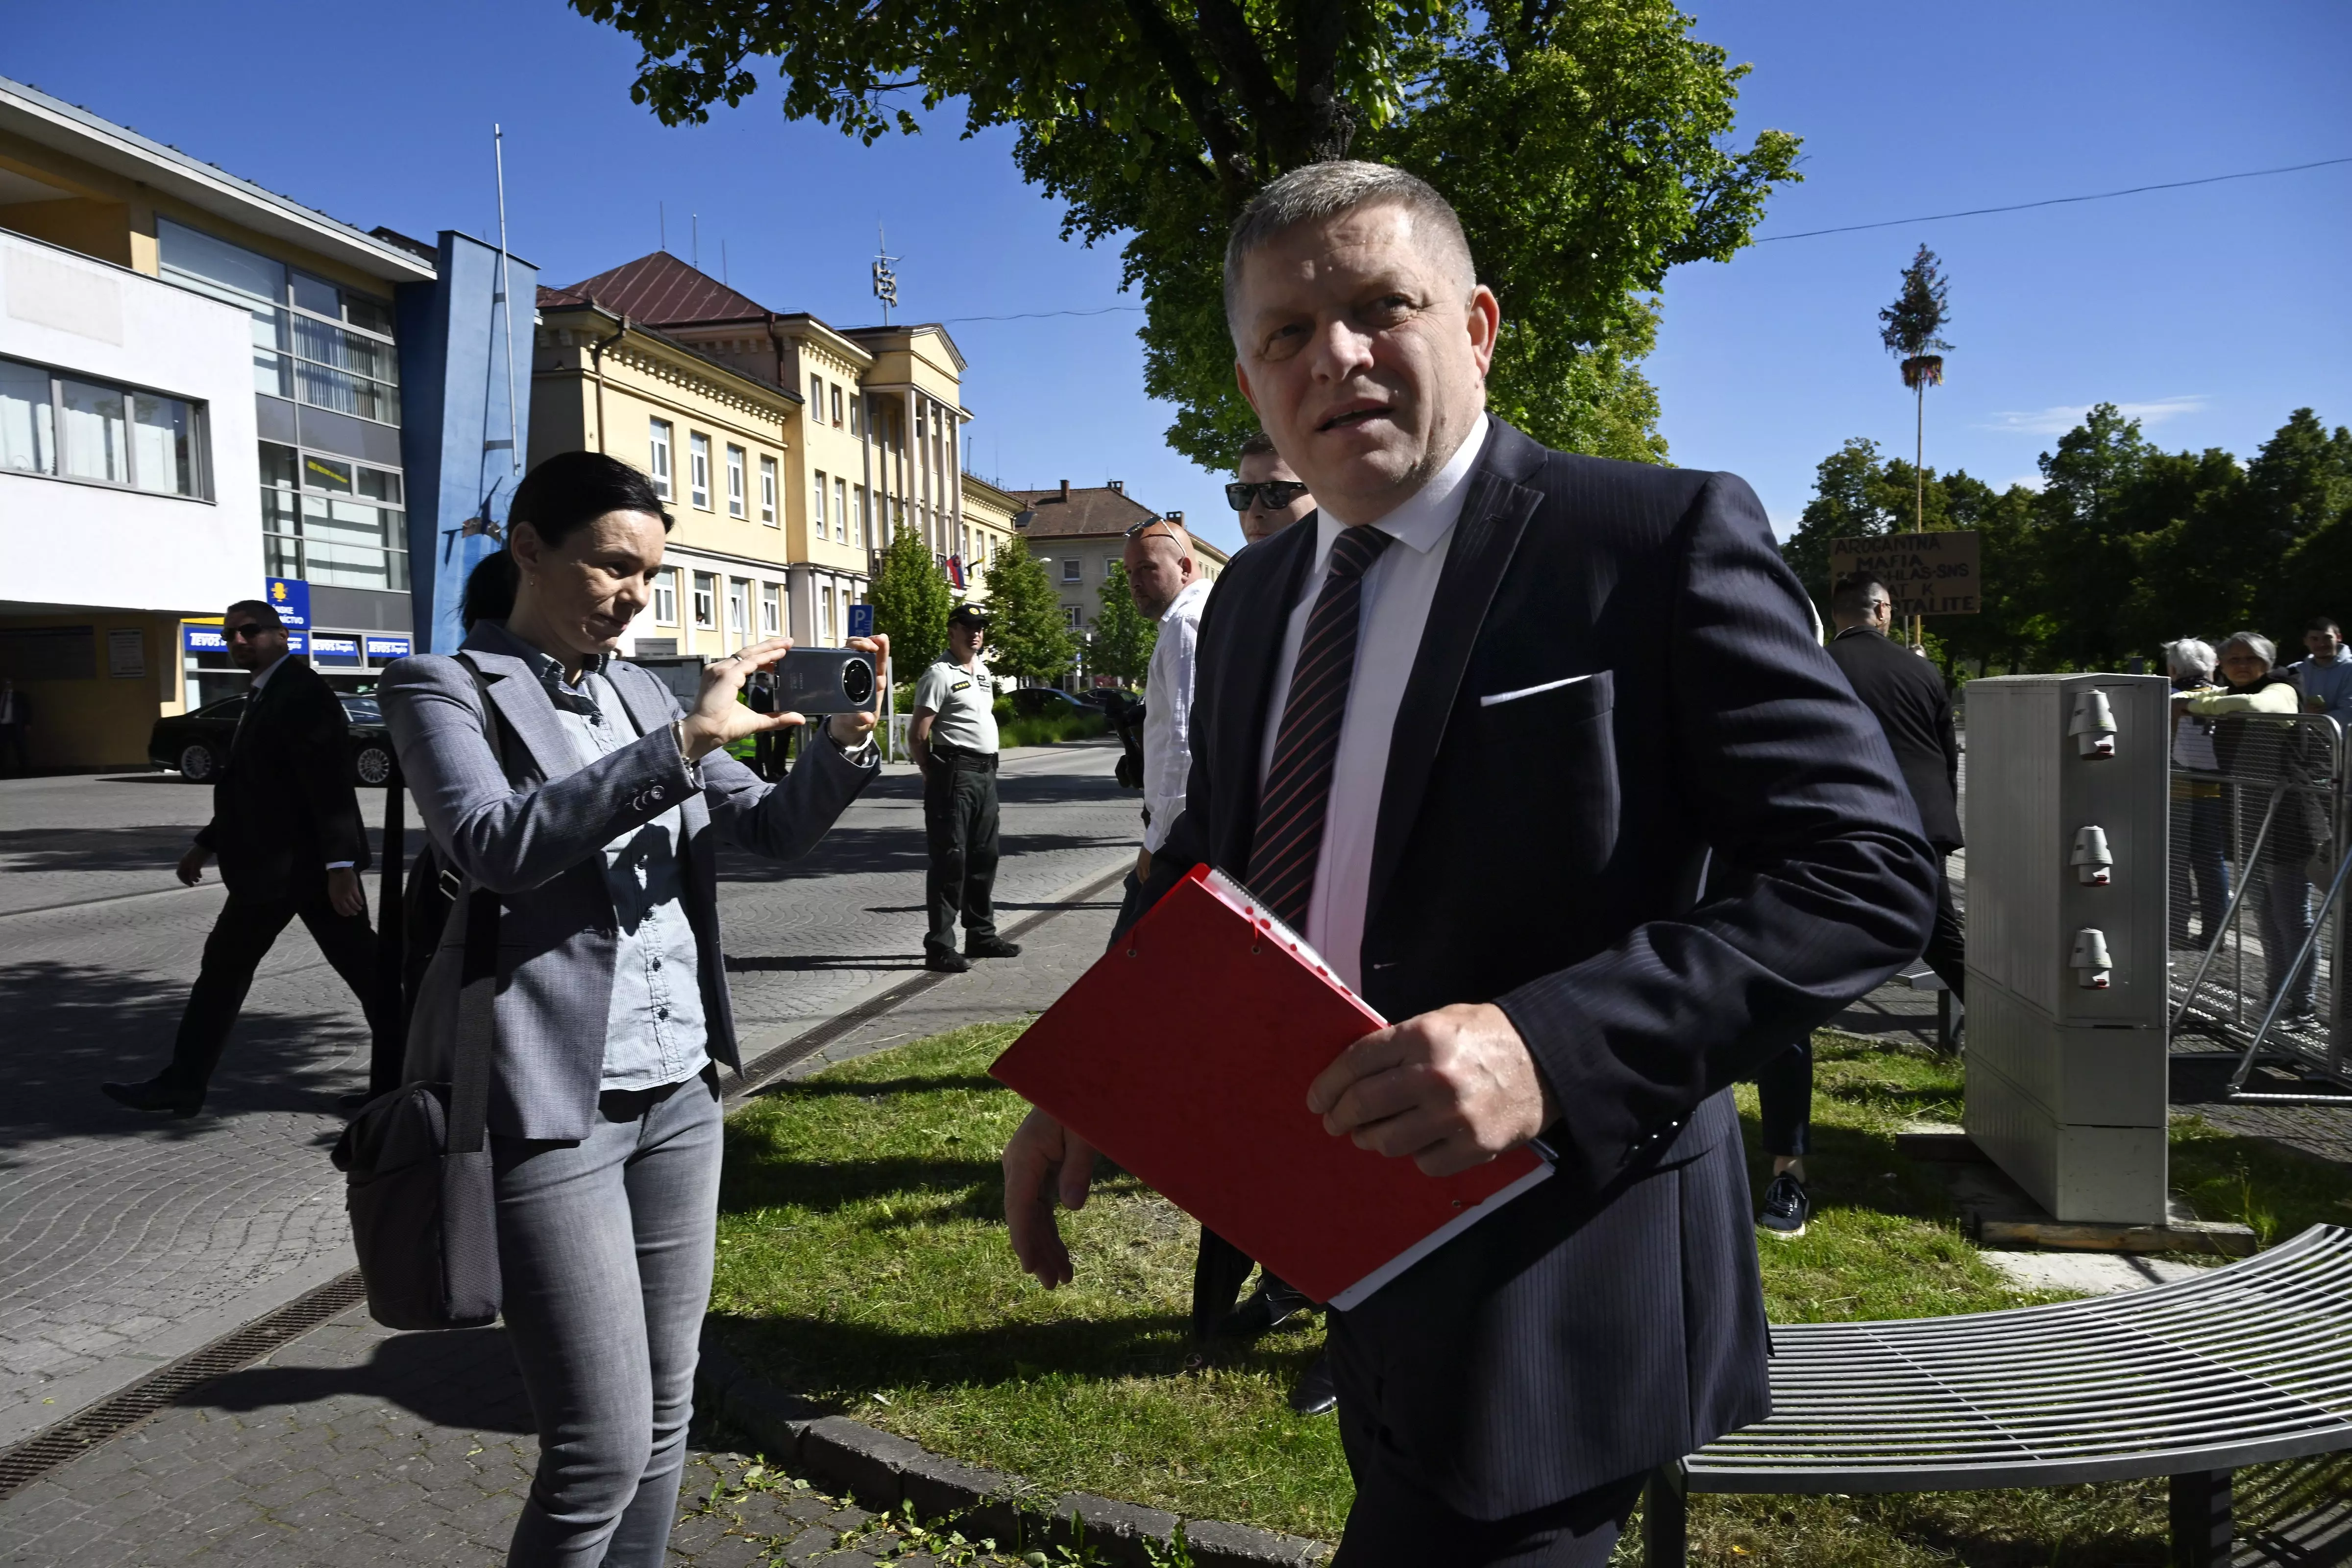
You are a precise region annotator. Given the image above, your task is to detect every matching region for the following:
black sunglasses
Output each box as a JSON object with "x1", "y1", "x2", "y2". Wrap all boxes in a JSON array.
[
  {"x1": 223, "y1": 623, "x2": 276, "y2": 641},
  {"x1": 1226, "y1": 480, "x2": 1310, "y2": 511}
]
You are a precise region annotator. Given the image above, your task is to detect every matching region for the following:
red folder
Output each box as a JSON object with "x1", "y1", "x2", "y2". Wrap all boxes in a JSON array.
[{"x1": 989, "y1": 865, "x2": 1550, "y2": 1308}]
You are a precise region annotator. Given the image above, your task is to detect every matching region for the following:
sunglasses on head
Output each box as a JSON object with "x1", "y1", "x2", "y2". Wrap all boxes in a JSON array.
[
  {"x1": 1124, "y1": 518, "x2": 1183, "y2": 541},
  {"x1": 1225, "y1": 480, "x2": 1310, "y2": 511}
]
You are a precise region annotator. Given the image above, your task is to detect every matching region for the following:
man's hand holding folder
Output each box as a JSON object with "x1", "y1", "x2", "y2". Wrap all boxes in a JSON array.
[{"x1": 996, "y1": 868, "x2": 1559, "y2": 1302}]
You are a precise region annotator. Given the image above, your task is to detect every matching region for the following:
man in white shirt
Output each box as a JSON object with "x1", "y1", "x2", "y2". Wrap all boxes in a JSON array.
[
  {"x1": 1122, "y1": 517, "x2": 1211, "y2": 895},
  {"x1": 1000, "y1": 162, "x2": 1936, "y2": 1566},
  {"x1": 910, "y1": 603, "x2": 1021, "y2": 973}
]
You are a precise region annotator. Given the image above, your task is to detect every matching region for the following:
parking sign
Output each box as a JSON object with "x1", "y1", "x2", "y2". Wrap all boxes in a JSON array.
[{"x1": 847, "y1": 603, "x2": 875, "y2": 638}]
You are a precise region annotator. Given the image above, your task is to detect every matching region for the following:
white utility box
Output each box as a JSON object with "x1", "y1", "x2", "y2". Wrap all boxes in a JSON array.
[{"x1": 1962, "y1": 674, "x2": 2171, "y2": 1223}]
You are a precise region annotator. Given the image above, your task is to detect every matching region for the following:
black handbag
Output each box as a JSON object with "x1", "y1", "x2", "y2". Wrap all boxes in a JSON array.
[{"x1": 331, "y1": 883, "x2": 503, "y2": 1329}]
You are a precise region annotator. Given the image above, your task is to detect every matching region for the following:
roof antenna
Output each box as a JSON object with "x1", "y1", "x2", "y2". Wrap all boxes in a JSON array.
[
  {"x1": 871, "y1": 222, "x2": 900, "y2": 326},
  {"x1": 722, "y1": 238, "x2": 730, "y2": 287},
  {"x1": 660, "y1": 201, "x2": 667, "y2": 253},
  {"x1": 692, "y1": 212, "x2": 699, "y2": 271},
  {"x1": 493, "y1": 124, "x2": 519, "y2": 479}
]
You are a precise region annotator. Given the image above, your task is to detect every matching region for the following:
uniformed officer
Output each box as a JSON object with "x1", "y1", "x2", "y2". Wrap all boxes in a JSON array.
[{"x1": 910, "y1": 603, "x2": 1022, "y2": 973}]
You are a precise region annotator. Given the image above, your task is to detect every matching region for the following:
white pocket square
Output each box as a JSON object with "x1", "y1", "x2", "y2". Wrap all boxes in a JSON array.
[{"x1": 1480, "y1": 674, "x2": 1594, "y2": 708}]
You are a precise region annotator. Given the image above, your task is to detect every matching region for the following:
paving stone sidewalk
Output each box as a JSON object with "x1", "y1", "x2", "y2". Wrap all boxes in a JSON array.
[
  {"x1": 0, "y1": 851, "x2": 1127, "y2": 1567},
  {"x1": 0, "y1": 747, "x2": 1134, "y2": 1448}
]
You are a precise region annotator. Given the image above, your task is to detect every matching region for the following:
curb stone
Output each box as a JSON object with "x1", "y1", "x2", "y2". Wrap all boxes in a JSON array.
[{"x1": 696, "y1": 1333, "x2": 1333, "y2": 1567}]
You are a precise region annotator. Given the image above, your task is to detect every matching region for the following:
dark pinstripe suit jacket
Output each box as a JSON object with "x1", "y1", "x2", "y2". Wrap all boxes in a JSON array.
[{"x1": 1132, "y1": 419, "x2": 1937, "y2": 1515}]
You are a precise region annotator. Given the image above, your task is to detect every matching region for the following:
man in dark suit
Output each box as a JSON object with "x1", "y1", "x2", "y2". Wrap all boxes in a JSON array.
[
  {"x1": 1000, "y1": 163, "x2": 1936, "y2": 1566},
  {"x1": 103, "y1": 599, "x2": 385, "y2": 1117},
  {"x1": 1753, "y1": 571, "x2": 1969, "y2": 1238}
]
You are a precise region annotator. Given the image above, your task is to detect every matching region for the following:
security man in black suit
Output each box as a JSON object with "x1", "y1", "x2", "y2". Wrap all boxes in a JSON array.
[
  {"x1": 1825, "y1": 571, "x2": 1964, "y2": 995},
  {"x1": 1000, "y1": 164, "x2": 1935, "y2": 1566},
  {"x1": 103, "y1": 599, "x2": 384, "y2": 1117},
  {"x1": 1754, "y1": 570, "x2": 1970, "y2": 1238}
]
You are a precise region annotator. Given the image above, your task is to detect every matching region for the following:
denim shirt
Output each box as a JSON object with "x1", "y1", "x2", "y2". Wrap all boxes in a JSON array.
[
  {"x1": 2290, "y1": 648, "x2": 2352, "y2": 728},
  {"x1": 490, "y1": 627, "x2": 710, "y2": 1091}
]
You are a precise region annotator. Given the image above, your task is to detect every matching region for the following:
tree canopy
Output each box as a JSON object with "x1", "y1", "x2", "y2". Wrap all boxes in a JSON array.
[
  {"x1": 1090, "y1": 563, "x2": 1158, "y2": 685},
  {"x1": 1878, "y1": 244, "x2": 1952, "y2": 367},
  {"x1": 1780, "y1": 406, "x2": 2352, "y2": 680},
  {"x1": 869, "y1": 522, "x2": 951, "y2": 675},
  {"x1": 980, "y1": 545, "x2": 1078, "y2": 682},
  {"x1": 573, "y1": 0, "x2": 1799, "y2": 468}
]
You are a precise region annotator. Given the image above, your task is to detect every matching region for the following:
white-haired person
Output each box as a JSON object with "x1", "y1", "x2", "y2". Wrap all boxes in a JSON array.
[
  {"x1": 2181, "y1": 632, "x2": 2320, "y2": 1020},
  {"x1": 2165, "y1": 638, "x2": 2230, "y2": 948}
]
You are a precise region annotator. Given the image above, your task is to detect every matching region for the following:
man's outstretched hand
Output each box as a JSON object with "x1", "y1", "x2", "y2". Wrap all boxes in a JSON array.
[
  {"x1": 1002, "y1": 1107, "x2": 1098, "y2": 1288},
  {"x1": 1306, "y1": 1002, "x2": 1558, "y2": 1177}
]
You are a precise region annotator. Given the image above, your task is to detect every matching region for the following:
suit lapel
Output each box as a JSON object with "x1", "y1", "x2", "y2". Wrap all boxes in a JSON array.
[
  {"x1": 459, "y1": 645, "x2": 579, "y2": 782},
  {"x1": 610, "y1": 660, "x2": 681, "y2": 740},
  {"x1": 1221, "y1": 518, "x2": 1320, "y2": 873},
  {"x1": 1364, "y1": 431, "x2": 1545, "y2": 925}
]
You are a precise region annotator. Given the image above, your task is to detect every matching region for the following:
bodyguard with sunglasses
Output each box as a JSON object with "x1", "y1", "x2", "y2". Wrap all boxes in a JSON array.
[
  {"x1": 103, "y1": 599, "x2": 386, "y2": 1117},
  {"x1": 1230, "y1": 432, "x2": 1319, "y2": 547}
]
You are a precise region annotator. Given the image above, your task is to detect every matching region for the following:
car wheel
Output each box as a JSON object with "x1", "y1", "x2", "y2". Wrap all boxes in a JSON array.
[
  {"x1": 353, "y1": 744, "x2": 394, "y2": 787},
  {"x1": 178, "y1": 743, "x2": 219, "y2": 782}
]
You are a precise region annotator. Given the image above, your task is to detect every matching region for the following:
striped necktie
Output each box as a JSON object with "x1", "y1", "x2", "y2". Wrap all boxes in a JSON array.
[{"x1": 1250, "y1": 524, "x2": 1395, "y2": 930}]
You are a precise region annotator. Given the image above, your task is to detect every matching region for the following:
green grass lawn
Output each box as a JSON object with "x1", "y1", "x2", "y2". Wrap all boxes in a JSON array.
[{"x1": 709, "y1": 1024, "x2": 2352, "y2": 1562}]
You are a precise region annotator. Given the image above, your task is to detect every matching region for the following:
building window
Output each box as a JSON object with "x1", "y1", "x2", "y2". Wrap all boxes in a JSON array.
[
  {"x1": 819, "y1": 583, "x2": 834, "y2": 646},
  {"x1": 760, "y1": 581, "x2": 781, "y2": 637},
  {"x1": 1104, "y1": 555, "x2": 1120, "y2": 579},
  {"x1": 1, "y1": 354, "x2": 208, "y2": 498},
  {"x1": 689, "y1": 432, "x2": 711, "y2": 510},
  {"x1": 727, "y1": 579, "x2": 749, "y2": 643},
  {"x1": 836, "y1": 478, "x2": 851, "y2": 546},
  {"x1": 850, "y1": 396, "x2": 862, "y2": 436},
  {"x1": 808, "y1": 373, "x2": 823, "y2": 414},
  {"x1": 812, "y1": 470, "x2": 828, "y2": 539},
  {"x1": 648, "y1": 419, "x2": 673, "y2": 500},
  {"x1": 255, "y1": 442, "x2": 408, "y2": 591},
  {"x1": 1062, "y1": 558, "x2": 1081, "y2": 583},
  {"x1": 158, "y1": 218, "x2": 399, "y2": 426},
  {"x1": 693, "y1": 571, "x2": 716, "y2": 628},
  {"x1": 854, "y1": 485, "x2": 868, "y2": 548},
  {"x1": 653, "y1": 568, "x2": 679, "y2": 626},
  {"x1": 830, "y1": 384, "x2": 843, "y2": 428},
  {"x1": 759, "y1": 455, "x2": 778, "y2": 525},
  {"x1": 726, "y1": 444, "x2": 746, "y2": 517},
  {"x1": 1064, "y1": 605, "x2": 1082, "y2": 629}
]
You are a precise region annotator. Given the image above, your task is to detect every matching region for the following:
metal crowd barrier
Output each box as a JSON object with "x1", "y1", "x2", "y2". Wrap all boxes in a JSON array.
[{"x1": 2167, "y1": 707, "x2": 2352, "y2": 1099}]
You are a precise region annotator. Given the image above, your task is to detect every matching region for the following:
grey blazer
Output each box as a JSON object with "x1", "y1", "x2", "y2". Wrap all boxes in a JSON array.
[{"x1": 379, "y1": 629, "x2": 877, "y2": 1140}]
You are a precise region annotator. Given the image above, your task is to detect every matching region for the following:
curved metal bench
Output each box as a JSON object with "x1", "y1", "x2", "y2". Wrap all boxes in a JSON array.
[{"x1": 1644, "y1": 1225, "x2": 2352, "y2": 1567}]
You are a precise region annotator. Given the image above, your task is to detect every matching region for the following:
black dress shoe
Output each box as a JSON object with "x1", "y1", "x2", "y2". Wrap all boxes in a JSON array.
[
  {"x1": 925, "y1": 947, "x2": 973, "y2": 974},
  {"x1": 101, "y1": 1078, "x2": 203, "y2": 1118},
  {"x1": 964, "y1": 935, "x2": 1023, "y2": 960},
  {"x1": 1212, "y1": 1277, "x2": 1312, "y2": 1339},
  {"x1": 1289, "y1": 1351, "x2": 1337, "y2": 1417}
]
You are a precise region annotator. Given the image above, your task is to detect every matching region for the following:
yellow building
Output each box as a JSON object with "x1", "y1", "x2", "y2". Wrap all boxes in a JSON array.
[
  {"x1": 529, "y1": 253, "x2": 1001, "y2": 656},
  {"x1": 957, "y1": 473, "x2": 1025, "y2": 598}
]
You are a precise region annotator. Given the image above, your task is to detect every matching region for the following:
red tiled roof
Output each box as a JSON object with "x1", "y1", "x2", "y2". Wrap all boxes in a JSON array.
[
  {"x1": 548, "y1": 251, "x2": 768, "y2": 326},
  {"x1": 1006, "y1": 484, "x2": 1162, "y2": 540}
]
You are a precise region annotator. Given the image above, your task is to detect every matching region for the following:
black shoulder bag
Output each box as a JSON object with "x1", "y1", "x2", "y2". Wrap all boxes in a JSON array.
[{"x1": 329, "y1": 654, "x2": 503, "y2": 1329}]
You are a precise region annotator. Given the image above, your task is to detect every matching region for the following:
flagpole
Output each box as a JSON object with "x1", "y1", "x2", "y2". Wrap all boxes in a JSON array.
[{"x1": 494, "y1": 125, "x2": 519, "y2": 481}]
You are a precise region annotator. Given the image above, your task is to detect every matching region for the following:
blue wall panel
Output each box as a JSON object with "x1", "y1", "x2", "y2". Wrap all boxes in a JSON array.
[{"x1": 396, "y1": 233, "x2": 537, "y2": 654}]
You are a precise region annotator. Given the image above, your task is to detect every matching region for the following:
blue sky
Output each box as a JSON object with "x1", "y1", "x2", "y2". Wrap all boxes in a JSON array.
[{"x1": 8, "y1": 1, "x2": 2347, "y2": 554}]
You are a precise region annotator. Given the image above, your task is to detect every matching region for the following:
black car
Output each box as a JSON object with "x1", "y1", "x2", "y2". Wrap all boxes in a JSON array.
[
  {"x1": 1004, "y1": 686, "x2": 1093, "y2": 720},
  {"x1": 148, "y1": 692, "x2": 397, "y2": 787}
]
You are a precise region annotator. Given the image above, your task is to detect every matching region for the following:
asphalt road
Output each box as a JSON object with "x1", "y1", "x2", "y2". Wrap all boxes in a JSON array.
[{"x1": 0, "y1": 743, "x2": 1136, "y2": 1447}]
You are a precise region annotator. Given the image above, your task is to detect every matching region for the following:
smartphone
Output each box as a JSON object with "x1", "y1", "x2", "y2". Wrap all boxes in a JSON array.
[{"x1": 772, "y1": 649, "x2": 878, "y2": 715}]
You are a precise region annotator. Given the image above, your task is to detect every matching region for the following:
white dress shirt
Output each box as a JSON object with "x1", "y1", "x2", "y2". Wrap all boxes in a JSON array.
[
  {"x1": 1256, "y1": 413, "x2": 1488, "y2": 991},
  {"x1": 1141, "y1": 576, "x2": 1212, "y2": 853}
]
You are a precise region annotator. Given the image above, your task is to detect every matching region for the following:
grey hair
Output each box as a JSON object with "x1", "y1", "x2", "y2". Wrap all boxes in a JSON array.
[
  {"x1": 1223, "y1": 161, "x2": 1476, "y2": 336},
  {"x1": 2163, "y1": 638, "x2": 2217, "y2": 681},
  {"x1": 2219, "y1": 630, "x2": 2276, "y2": 667}
]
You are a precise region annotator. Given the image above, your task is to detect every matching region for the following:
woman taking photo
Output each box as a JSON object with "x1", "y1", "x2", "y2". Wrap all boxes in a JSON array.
[{"x1": 381, "y1": 450, "x2": 884, "y2": 1566}]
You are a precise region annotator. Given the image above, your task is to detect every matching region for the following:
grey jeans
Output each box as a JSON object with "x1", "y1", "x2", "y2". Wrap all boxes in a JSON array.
[{"x1": 494, "y1": 1069, "x2": 722, "y2": 1567}]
